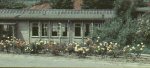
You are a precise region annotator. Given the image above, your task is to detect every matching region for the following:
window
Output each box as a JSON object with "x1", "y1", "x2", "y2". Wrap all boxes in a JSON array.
[
  {"x1": 85, "y1": 24, "x2": 90, "y2": 36},
  {"x1": 32, "y1": 23, "x2": 39, "y2": 36},
  {"x1": 62, "y1": 23, "x2": 67, "y2": 36},
  {"x1": 94, "y1": 23, "x2": 101, "y2": 29},
  {"x1": 75, "y1": 24, "x2": 81, "y2": 36},
  {"x1": 41, "y1": 23, "x2": 48, "y2": 36},
  {"x1": 52, "y1": 23, "x2": 59, "y2": 36},
  {"x1": 0, "y1": 25, "x2": 13, "y2": 38}
]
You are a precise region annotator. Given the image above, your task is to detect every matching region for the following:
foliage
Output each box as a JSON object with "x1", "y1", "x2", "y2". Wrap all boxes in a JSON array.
[
  {"x1": 52, "y1": 0, "x2": 73, "y2": 9},
  {"x1": 82, "y1": 0, "x2": 115, "y2": 9},
  {"x1": 93, "y1": 0, "x2": 149, "y2": 46},
  {"x1": 136, "y1": 14, "x2": 150, "y2": 47},
  {"x1": 0, "y1": 1, "x2": 27, "y2": 9}
]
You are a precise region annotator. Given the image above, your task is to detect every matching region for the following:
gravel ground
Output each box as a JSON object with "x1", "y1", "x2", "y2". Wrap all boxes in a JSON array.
[{"x1": 0, "y1": 53, "x2": 150, "y2": 67}]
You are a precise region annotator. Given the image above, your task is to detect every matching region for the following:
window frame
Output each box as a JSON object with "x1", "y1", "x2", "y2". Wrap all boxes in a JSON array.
[
  {"x1": 31, "y1": 22, "x2": 40, "y2": 37},
  {"x1": 84, "y1": 23, "x2": 90, "y2": 37},
  {"x1": 74, "y1": 23, "x2": 82, "y2": 37},
  {"x1": 41, "y1": 23, "x2": 48, "y2": 37},
  {"x1": 51, "y1": 22, "x2": 59, "y2": 37},
  {"x1": 61, "y1": 23, "x2": 68, "y2": 37}
]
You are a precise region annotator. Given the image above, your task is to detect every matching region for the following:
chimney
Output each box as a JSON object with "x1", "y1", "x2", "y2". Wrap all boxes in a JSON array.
[{"x1": 73, "y1": 0, "x2": 83, "y2": 10}]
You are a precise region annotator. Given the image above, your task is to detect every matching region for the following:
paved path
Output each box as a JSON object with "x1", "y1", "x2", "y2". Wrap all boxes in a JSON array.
[{"x1": 0, "y1": 53, "x2": 150, "y2": 67}]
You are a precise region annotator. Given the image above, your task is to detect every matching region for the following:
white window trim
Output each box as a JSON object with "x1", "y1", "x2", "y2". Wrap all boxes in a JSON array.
[{"x1": 41, "y1": 23, "x2": 48, "y2": 37}]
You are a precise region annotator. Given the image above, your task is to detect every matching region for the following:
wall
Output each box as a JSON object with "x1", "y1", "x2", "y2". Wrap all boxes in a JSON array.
[{"x1": 17, "y1": 21, "x2": 30, "y2": 43}]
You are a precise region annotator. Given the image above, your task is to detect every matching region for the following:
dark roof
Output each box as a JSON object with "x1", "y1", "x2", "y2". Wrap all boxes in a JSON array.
[{"x1": 0, "y1": 9, "x2": 116, "y2": 20}]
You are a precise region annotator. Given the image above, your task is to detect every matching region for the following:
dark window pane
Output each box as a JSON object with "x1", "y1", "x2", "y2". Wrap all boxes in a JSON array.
[
  {"x1": 63, "y1": 27, "x2": 67, "y2": 36},
  {"x1": 52, "y1": 23, "x2": 58, "y2": 36},
  {"x1": 75, "y1": 24, "x2": 81, "y2": 36},
  {"x1": 52, "y1": 31, "x2": 57, "y2": 36},
  {"x1": 32, "y1": 23, "x2": 39, "y2": 36},
  {"x1": 85, "y1": 24, "x2": 90, "y2": 36}
]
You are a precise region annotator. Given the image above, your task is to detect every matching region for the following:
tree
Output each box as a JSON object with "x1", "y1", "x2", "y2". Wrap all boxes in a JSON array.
[
  {"x1": 0, "y1": 1, "x2": 27, "y2": 9},
  {"x1": 136, "y1": 14, "x2": 150, "y2": 46},
  {"x1": 52, "y1": 0, "x2": 73, "y2": 9},
  {"x1": 82, "y1": 0, "x2": 115, "y2": 9},
  {"x1": 94, "y1": 0, "x2": 140, "y2": 46}
]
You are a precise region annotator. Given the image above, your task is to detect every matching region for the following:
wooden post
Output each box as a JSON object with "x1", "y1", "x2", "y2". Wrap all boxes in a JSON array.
[
  {"x1": 29, "y1": 21, "x2": 31, "y2": 43},
  {"x1": 12, "y1": 25, "x2": 15, "y2": 42},
  {"x1": 59, "y1": 22, "x2": 62, "y2": 45},
  {"x1": 48, "y1": 21, "x2": 50, "y2": 41},
  {"x1": 68, "y1": 20, "x2": 71, "y2": 44},
  {"x1": 91, "y1": 21, "x2": 94, "y2": 38},
  {"x1": 82, "y1": 21, "x2": 84, "y2": 46}
]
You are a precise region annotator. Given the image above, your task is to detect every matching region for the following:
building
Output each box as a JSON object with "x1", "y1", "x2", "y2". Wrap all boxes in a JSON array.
[
  {"x1": 136, "y1": 0, "x2": 150, "y2": 14},
  {"x1": 0, "y1": 9, "x2": 115, "y2": 43}
]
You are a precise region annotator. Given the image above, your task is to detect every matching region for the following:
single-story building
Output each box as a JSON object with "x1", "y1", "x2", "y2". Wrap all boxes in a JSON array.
[{"x1": 0, "y1": 9, "x2": 116, "y2": 44}]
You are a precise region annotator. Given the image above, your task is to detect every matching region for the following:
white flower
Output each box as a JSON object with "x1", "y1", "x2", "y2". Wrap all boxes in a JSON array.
[
  {"x1": 110, "y1": 42, "x2": 113, "y2": 44},
  {"x1": 36, "y1": 43, "x2": 39, "y2": 45},
  {"x1": 75, "y1": 43, "x2": 78, "y2": 45},
  {"x1": 130, "y1": 49, "x2": 132, "y2": 51},
  {"x1": 132, "y1": 46, "x2": 135, "y2": 49},
  {"x1": 40, "y1": 41, "x2": 44, "y2": 43},
  {"x1": 109, "y1": 50, "x2": 112, "y2": 52},
  {"x1": 99, "y1": 43, "x2": 102, "y2": 46},
  {"x1": 115, "y1": 43, "x2": 118, "y2": 46},
  {"x1": 53, "y1": 42, "x2": 57, "y2": 45},
  {"x1": 141, "y1": 43, "x2": 143, "y2": 45},
  {"x1": 142, "y1": 45, "x2": 145, "y2": 48},
  {"x1": 101, "y1": 48, "x2": 105, "y2": 50},
  {"x1": 140, "y1": 48, "x2": 143, "y2": 50},
  {"x1": 96, "y1": 40, "x2": 99, "y2": 42},
  {"x1": 69, "y1": 43, "x2": 72, "y2": 45},
  {"x1": 97, "y1": 37, "x2": 100, "y2": 39},
  {"x1": 137, "y1": 44, "x2": 140, "y2": 47}
]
